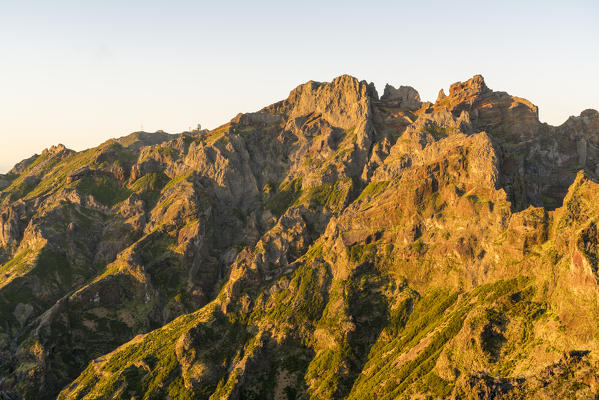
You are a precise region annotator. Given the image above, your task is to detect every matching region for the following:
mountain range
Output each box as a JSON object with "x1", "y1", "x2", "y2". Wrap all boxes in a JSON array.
[{"x1": 1, "y1": 74, "x2": 598, "y2": 399}]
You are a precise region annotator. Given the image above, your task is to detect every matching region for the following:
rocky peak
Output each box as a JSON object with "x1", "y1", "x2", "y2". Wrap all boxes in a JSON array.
[
  {"x1": 436, "y1": 89, "x2": 447, "y2": 102},
  {"x1": 563, "y1": 109, "x2": 599, "y2": 136},
  {"x1": 380, "y1": 84, "x2": 421, "y2": 110},
  {"x1": 283, "y1": 74, "x2": 377, "y2": 130},
  {"x1": 580, "y1": 108, "x2": 599, "y2": 119},
  {"x1": 434, "y1": 75, "x2": 492, "y2": 111},
  {"x1": 430, "y1": 75, "x2": 541, "y2": 145},
  {"x1": 42, "y1": 143, "x2": 69, "y2": 156},
  {"x1": 448, "y1": 74, "x2": 490, "y2": 97}
]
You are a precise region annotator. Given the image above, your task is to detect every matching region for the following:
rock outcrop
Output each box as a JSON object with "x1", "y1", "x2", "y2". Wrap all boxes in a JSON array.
[{"x1": 381, "y1": 84, "x2": 421, "y2": 110}]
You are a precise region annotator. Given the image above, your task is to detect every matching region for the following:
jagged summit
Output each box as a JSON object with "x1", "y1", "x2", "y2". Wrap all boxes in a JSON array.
[
  {"x1": 41, "y1": 143, "x2": 69, "y2": 156},
  {"x1": 275, "y1": 74, "x2": 378, "y2": 130},
  {"x1": 1, "y1": 75, "x2": 598, "y2": 400},
  {"x1": 581, "y1": 108, "x2": 599, "y2": 118},
  {"x1": 380, "y1": 84, "x2": 421, "y2": 110},
  {"x1": 449, "y1": 74, "x2": 490, "y2": 95}
]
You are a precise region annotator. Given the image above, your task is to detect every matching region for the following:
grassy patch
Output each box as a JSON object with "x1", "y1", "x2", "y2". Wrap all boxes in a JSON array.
[
  {"x1": 424, "y1": 125, "x2": 450, "y2": 140},
  {"x1": 0, "y1": 249, "x2": 34, "y2": 282},
  {"x1": 130, "y1": 172, "x2": 169, "y2": 206},
  {"x1": 162, "y1": 172, "x2": 193, "y2": 193},
  {"x1": 347, "y1": 243, "x2": 378, "y2": 264},
  {"x1": 74, "y1": 176, "x2": 131, "y2": 207},
  {"x1": 265, "y1": 178, "x2": 302, "y2": 217},
  {"x1": 296, "y1": 177, "x2": 353, "y2": 212},
  {"x1": 357, "y1": 181, "x2": 389, "y2": 202}
]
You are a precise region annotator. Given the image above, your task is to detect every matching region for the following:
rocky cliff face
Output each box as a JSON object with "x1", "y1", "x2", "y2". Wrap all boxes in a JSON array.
[{"x1": 0, "y1": 75, "x2": 598, "y2": 400}]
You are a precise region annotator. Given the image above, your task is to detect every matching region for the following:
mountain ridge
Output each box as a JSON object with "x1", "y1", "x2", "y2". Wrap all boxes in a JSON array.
[{"x1": 0, "y1": 74, "x2": 598, "y2": 399}]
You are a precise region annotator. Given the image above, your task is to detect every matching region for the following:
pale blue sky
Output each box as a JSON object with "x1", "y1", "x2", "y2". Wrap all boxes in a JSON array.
[{"x1": 1, "y1": 0, "x2": 597, "y2": 172}]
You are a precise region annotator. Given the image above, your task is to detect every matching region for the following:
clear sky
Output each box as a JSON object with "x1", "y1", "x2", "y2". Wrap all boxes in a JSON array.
[{"x1": 1, "y1": 1, "x2": 598, "y2": 173}]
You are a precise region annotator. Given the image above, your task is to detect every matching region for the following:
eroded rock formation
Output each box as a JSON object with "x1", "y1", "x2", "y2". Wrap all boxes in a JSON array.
[{"x1": 0, "y1": 75, "x2": 597, "y2": 399}]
